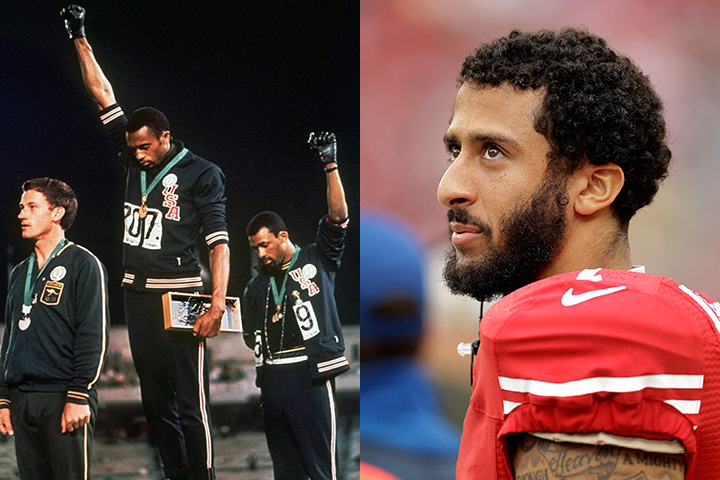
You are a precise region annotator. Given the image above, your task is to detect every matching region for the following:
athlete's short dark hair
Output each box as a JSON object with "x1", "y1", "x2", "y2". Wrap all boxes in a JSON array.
[
  {"x1": 460, "y1": 28, "x2": 671, "y2": 226},
  {"x1": 126, "y1": 106, "x2": 170, "y2": 138},
  {"x1": 22, "y1": 177, "x2": 78, "y2": 230},
  {"x1": 246, "y1": 211, "x2": 287, "y2": 237}
]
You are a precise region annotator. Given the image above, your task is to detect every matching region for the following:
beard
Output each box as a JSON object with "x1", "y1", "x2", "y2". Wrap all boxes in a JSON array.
[
  {"x1": 259, "y1": 258, "x2": 282, "y2": 276},
  {"x1": 442, "y1": 174, "x2": 568, "y2": 302}
]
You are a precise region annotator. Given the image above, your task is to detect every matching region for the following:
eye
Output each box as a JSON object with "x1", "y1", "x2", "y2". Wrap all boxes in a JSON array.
[
  {"x1": 446, "y1": 144, "x2": 461, "y2": 162},
  {"x1": 482, "y1": 144, "x2": 505, "y2": 161}
]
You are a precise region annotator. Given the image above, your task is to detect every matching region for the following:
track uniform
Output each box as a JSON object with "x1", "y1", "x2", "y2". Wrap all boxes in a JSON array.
[
  {"x1": 243, "y1": 216, "x2": 350, "y2": 480},
  {"x1": 457, "y1": 268, "x2": 720, "y2": 479},
  {"x1": 99, "y1": 103, "x2": 229, "y2": 480},
  {"x1": 0, "y1": 241, "x2": 109, "y2": 480}
]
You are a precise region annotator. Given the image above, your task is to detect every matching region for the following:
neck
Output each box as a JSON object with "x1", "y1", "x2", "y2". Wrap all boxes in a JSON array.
[
  {"x1": 282, "y1": 242, "x2": 296, "y2": 265},
  {"x1": 540, "y1": 216, "x2": 631, "y2": 279},
  {"x1": 34, "y1": 229, "x2": 65, "y2": 270}
]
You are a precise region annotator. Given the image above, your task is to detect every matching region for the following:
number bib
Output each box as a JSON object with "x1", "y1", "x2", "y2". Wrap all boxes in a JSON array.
[
  {"x1": 293, "y1": 300, "x2": 320, "y2": 340},
  {"x1": 123, "y1": 202, "x2": 163, "y2": 250},
  {"x1": 254, "y1": 331, "x2": 264, "y2": 366}
]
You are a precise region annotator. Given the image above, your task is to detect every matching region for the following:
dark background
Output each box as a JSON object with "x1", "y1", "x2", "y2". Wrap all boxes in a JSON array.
[{"x1": 0, "y1": 2, "x2": 360, "y2": 327}]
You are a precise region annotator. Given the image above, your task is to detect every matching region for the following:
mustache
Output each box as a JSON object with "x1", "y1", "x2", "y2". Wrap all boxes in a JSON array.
[{"x1": 446, "y1": 208, "x2": 491, "y2": 234}]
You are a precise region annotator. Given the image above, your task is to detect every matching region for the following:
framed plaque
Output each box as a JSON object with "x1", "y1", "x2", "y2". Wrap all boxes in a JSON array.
[{"x1": 162, "y1": 292, "x2": 242, "y2": 333}]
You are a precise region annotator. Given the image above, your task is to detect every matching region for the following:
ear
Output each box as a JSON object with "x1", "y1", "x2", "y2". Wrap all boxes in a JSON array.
[
  {"x1": 52, "y1": 206, "x2": 65, "y2": 220},
  {"x1": 52, "y1": 206, "x2": 65, "y2": 222},
  {"x1": 278, "y1": 231, "x2": 289, "y2": 243},
  {"x1": 161, "y1": 130, "x2": 171, "y2": 145},
  {"x1": 572, "y1": 163, "x2": 625, "y2": 217}
]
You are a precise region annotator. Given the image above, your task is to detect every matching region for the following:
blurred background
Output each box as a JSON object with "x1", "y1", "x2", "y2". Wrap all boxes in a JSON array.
[
  {"x1": 0, "y1": 2, "x2": 359, "y2": 478},
  {"x1": 361, "y1": 0, "x2": 720, "y2": 428}
]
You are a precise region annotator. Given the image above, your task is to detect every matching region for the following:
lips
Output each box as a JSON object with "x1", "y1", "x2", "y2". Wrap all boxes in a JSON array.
[{"x1": 449, "y1": 222, "x2": 483, "y2": 245}]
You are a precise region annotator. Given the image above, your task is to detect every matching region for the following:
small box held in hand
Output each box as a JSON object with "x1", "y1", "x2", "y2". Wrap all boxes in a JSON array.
[{"x1": 162, "y1": 292, "x2": 242, "y2": 333}]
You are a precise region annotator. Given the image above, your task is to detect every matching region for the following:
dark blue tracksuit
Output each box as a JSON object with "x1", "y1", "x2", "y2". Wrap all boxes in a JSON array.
[
  {"x1": 100, "y1": 103, "x2": 229, "y2": 480},
  {"x1": 243, "y1": 216, "x2": 350, "y2": 480}
]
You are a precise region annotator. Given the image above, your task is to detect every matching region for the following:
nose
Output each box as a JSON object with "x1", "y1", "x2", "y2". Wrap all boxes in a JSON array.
[{"x1": 437, "y1": 158, "x2": 477, "y2": 208}]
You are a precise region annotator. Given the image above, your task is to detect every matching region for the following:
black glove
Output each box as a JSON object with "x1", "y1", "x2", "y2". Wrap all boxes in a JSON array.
[
  {"x1": 60, "y1": 4, "x2": 86, "y2": 39},
  {"x1": 308, "y1": 132, "x2": 337, "y2": 165}
]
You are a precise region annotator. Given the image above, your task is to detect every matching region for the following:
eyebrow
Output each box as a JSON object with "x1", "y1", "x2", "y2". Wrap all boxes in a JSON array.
[{"x1": 443, "y1": 131, "x2": 521, "y2": 149}]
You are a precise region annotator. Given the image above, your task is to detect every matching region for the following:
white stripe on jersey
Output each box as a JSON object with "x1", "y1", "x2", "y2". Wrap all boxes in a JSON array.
[
  {"x1": 265, "y1": 356, "x2": 309, "y2": 365},
  {"x1": 503, "y1": 401, "x2": 522, "y2": 415},
  {"x1": 664, "y1": 399, "x2": 702, "y2": 415},
  {"x1": 317, "y1": 357, "x2": 349, "y2": 373},
  {"x1": 679, "y1": 284, "x2": 720, "y2": 335},
  {"x1": 75, "y1": 244, "x2": 108, "y2": 390},
  {"x1": 100, "y1": 105, "x2": 124, "y2": 124},
  {"x1": 144, "y1": 277, "x2": 204, "y2": 289},
  {"x1": 499, "y1": 374, "x2": 704, "y2": 397},
  {"x1": 205, "y1": 231, "x2": 229, "y2": 245}
]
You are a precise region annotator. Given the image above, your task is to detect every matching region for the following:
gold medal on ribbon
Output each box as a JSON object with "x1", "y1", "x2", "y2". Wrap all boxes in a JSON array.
[
  {"x1": 272, "y1": 305, "x2": 283, "y2": 323},
  {"x1": 139, "y1": 196, "x2": 148, "y2": 219}
]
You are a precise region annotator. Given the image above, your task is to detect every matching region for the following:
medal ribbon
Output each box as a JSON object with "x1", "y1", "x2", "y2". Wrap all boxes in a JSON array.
[
  {"x1": 139, "y1": 147, "x2": 188, "y2": 205},
  {"x1": 270, "y1": 245, "x2": 301, "y2": 307},
  {"x1": 24, "y1": 238, "x2": 68, "y2": 307}
]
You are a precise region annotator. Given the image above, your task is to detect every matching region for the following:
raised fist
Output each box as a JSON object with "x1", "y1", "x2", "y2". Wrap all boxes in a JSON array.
[
  {"x1": 308, "y1": 132, "x2": 337, "y2": 165},
  {"x1": 60, "y1": 4, "x2": 86, "y2": 39}
]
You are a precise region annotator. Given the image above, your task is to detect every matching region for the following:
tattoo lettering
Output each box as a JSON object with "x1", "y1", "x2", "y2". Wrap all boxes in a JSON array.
[
  {"x1": 515, "y1": 468, "x2": 550, "y2": 480},
  {"x1": 633, "y1": 451, "x2": 683, "y2": 471},
  {"x1": 513, "y1": 436, "x2": 685, "y2": 480},
  {"x1": 538, "y1": 442, "x2": 620, "y2": 480}
]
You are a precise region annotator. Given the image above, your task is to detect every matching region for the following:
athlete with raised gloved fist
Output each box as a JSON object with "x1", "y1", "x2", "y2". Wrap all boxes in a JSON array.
[
  {"x1": 60, "y1": 4, "x2": 85, "y2": 39},
  {"x1": 60, "y1": 5, "x2": 230, "y2": 480},
  {"x1": 242, "y1": 132, "x2": 350, "y2": 480},
  {"x1": 308, "y1": 131, "x2": 337, "y2": 166}
]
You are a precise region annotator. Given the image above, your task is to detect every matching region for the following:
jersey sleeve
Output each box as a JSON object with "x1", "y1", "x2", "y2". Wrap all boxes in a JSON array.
[
  {"x1": 315, "y1": 215, "x2": 348, "y2": 269},
  {"x1": 0, "y1": 289, "x2": 13, "y2": 409},
  {"x1": 67, "y1": 248, "x2": 110, "y2": 406},
  {"x1": 241, "y1": 282, "x2": 257, "y2": 350},
  {"x1": 459, "y1": 269, "x2": 708, "y2": 478},
  {"x1": 195, "y1": 163, "x2": 229, "y2": 250},
  {"x1": 99, "y1": 103, "x2": 128, "y2": 158},
  {"x1": 0, "y1": 263, "x2": 23, "y2": 409}
]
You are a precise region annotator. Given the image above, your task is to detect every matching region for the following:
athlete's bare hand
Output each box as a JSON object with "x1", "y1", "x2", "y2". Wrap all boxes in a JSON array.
[
  {"x1": 61, "y1": 402, "x2": 90, "y2": 433},
  {"x1": 193, "y1": 304, "x2": 224, "y2": 339},
  {"x1": 0, "y1": 409, "x2": 13, "y2": 435}
]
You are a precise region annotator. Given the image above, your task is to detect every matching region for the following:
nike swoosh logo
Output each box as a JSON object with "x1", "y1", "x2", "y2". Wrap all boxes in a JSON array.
[{"x1": 561, "y1": 286, "x2": 626, "y2": 307}]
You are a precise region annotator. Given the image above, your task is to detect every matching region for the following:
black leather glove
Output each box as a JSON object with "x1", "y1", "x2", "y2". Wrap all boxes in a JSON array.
[
  {"x1": 308, "y1": 132, "x2": 337, "y2": 165},
  {"x1": 60, "y1": 4, "x2": 86, "y2": 39}
]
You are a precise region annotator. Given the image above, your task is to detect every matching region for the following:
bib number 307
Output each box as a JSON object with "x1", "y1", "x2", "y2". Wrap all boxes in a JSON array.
[{"x1": 124, "y1": 202, "x2": 163, "y2": 250}]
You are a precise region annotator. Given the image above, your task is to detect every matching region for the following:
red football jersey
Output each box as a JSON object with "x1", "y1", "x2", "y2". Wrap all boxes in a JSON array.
[{"x1": 456, "y1": 269, "x2": 720, "y2": 479}]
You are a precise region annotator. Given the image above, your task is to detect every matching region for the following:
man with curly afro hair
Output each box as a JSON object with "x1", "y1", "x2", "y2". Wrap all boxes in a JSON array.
[{"x1": 439, "y1": 28, "x2": 720, "y2": 479}]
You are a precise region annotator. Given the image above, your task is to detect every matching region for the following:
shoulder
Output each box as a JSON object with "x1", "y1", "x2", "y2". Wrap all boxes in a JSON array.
[
  {"x1": 59, "y1": 243, "x2": 106, "y2": 271},
  {"x1": 8, "y1": 257, "x2": 30, "y2": 281},
  {"x1": 489, "y1": 269, "x2": 714, "y2": 332},
  {"x1": 483, "y1": 268, "x2": 715, "y2": 384},
  {"x1": 180, "y1": 149, "x2": 224, "y2": 175},
  {"x1": 244, "y1": 274, "x2": 267, "y2": 295}
]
